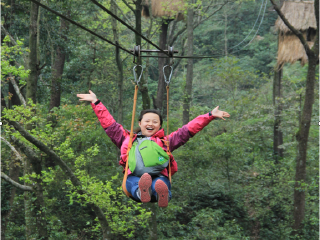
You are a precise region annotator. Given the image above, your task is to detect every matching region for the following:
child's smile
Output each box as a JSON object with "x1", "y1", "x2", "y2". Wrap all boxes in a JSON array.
[{"x1": 139, "y1": 113, "x2": 161, "y2": 137}]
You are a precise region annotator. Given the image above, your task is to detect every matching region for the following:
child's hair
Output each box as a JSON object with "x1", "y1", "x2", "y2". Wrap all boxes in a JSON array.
[
  {"x1": 139, "y1": 109, "x2": 163, "y2": 126},
  {"x1": 134, "y1": 109, "x2": 163, "y2": 133}
]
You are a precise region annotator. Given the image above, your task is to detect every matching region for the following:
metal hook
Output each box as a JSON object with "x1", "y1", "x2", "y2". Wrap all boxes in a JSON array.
[
  {"x1": 133, "y1": 65, "x2": 143, "y2": 84},
  {"x1": 163, "y1": 65, "x2": 173, "y2": 86}
]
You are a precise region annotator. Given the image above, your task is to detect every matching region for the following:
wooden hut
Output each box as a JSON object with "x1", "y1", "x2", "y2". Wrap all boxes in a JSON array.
[
  {"x1": 275, "y1": 1, "x2": 317, "y2": 67},
  {"x1": 142, "y1": 0, "x2": 185, "y2": 20}
]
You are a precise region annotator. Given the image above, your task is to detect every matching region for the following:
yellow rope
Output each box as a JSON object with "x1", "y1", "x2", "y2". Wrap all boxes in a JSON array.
[
  {"x1": 122, "y1": 85, "x2": 139, "y2": 197},
  {"x1": 166, "y1": 86, "x2": 172, "y2": 183}
]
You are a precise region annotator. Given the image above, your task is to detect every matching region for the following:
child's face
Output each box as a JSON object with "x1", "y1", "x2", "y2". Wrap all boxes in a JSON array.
[{"x1": 139, "y1": 113, "x2": 161, "y2": 137}]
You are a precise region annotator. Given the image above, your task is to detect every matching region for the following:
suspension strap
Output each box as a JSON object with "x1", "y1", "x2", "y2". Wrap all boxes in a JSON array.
[
  {"x1": 166, "y1": 85, "x2": 172, "y2": 183},
  {"x1": 162, "y1": 61, "x2": 173, "y2": 184},
  {"x1": 122, "y1": 84, "x2": 139, "y2": 197}
]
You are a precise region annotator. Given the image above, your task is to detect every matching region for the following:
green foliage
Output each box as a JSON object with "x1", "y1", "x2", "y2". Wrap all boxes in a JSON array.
[
  {"x1": 65, "y1": 146, "x2": 152, "y2": 238},
  {"x1": 1, "y1": 36, "x2": 30, "y2": 84},
  {"x1": 2, "y1": 0, "x2": 318, "y2": 239}
]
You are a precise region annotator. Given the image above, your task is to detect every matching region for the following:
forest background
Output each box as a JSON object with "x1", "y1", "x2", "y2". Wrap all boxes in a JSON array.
[{"x1": 1, "y1": 0, "x2": 319, "y2": 239}]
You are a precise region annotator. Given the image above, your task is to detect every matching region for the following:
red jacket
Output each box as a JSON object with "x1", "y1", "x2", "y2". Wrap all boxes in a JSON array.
[{"x1": 91, "y1": 101, "x2": 215, "y2": 177}]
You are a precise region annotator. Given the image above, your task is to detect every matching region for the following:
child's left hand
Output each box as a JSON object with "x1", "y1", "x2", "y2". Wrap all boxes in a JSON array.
[{"x1": 211, "y1": 106, "x2": 230, "y2": 120}]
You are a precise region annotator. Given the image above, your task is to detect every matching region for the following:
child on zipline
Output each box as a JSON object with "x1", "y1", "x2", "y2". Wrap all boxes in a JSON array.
[{"x1": 77, "y1": 90, "x2": 230, "y2": 207}]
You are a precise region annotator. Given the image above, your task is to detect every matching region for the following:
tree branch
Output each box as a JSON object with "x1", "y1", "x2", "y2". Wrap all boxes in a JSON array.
[
  {"x1": 10, "y1": 121, "x2": 82, "y2": 187},
  {"x1": 194, "y1": 2, "x2": 229, "y2": 30},
  {"x1": 8, "y1": 75, "x2": 27, "y2": 107},
  {"x1": 111, "y1": 0, "x2": 133, "y2": 26},
  {"x1": 9, "y1": 120, "x2": 112, "y2": 238},
  {"x1": 269, "y1": 0, "x2": 311, "y2": 55},
  {"x1": 170, "y1": 1, "x2": 229, "y2": 46},
  {"x1": 1, "y1": 136, "x2": 24, "y2": 162},
  {"x1": 1, "y1": 172, "x2": 33, "y2": 191},
  {"x1": 121, "y1": 0, "x2": 135, "y2": 13},
  {"x1": 9, "y1": 134, "x2": 42, "y2": 164},
  {"x1": 169, "y1": 24, "x2": 187, "y2": 46}
]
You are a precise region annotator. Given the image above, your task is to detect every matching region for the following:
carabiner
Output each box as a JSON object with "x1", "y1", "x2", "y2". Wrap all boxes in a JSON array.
[
  {"x1": 133, "y1": 65, "x2": 143, "y2": 84},
  {"x1": 163, "y1": 65, "x2": 173, "y2": 86}
]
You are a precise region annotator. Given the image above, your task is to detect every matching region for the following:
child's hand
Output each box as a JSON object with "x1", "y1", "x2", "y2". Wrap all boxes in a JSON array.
[
  {"x1": 77, "y1": 90, "x2": 98, "y2": 103},
  {"x1": 211, "y1": 106, "x2": 230, "y2": 120}
]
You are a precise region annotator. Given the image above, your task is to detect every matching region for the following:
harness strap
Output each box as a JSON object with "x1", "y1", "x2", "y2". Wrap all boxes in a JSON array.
[
  {"x1": 166, "y1": 85, "x2": 172, "y2": 183},
  {"x1": 122, "y1": 85, "x2": 139, "y2": 197}
]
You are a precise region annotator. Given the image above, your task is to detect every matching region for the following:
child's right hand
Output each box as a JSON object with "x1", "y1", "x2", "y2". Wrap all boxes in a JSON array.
[
  {"x1": 211, "y1": 106, "x2": 230, "y2": 120},
  {"x1": 77, "y1": 90, "x2": 98, "y2": 103}
]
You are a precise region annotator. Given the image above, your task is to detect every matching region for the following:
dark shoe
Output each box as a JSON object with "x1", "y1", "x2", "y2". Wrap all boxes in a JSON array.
[
  {"x1": 155, "y1": 180, "x2": 169, "y2": 208},
  {"x1": 138, "y1": 173, "x2": 152, "y2": 203}
]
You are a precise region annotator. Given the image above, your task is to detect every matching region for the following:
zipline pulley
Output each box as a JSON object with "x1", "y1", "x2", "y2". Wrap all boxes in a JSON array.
[
  {"x1": 132, "y1": 45, "x2": 178, "y2": 60},
  {"x1": 133, "y1": 45, "x2": 141, "y2": 64}
]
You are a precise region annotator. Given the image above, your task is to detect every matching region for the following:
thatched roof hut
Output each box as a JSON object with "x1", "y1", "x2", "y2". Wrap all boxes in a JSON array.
[
  {"x1": 142, "y1": 0, "x2": 185, "y2": 21},
  {"x1": 274, "y1": 1, "x2": 317, "y2": 67}
]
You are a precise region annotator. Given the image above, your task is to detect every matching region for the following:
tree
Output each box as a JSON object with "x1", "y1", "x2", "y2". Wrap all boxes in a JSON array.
[
  {"x1": 182, "y1": 6, "x2": 194, "y2": 124},
  {"x1": 49, "y1": 16, "x2": 68, "y2": 110},
  {"x1": 269, "y1": 0, "x2": 319, "y2": 234}
]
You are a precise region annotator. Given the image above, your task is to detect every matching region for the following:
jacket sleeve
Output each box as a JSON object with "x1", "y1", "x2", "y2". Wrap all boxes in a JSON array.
[
  {"x1": 91, "y1": 101, "x2": 129, "y2": 149},
  {"x1": 168, "y1": 112, "x2": 215, "y2": 152}
]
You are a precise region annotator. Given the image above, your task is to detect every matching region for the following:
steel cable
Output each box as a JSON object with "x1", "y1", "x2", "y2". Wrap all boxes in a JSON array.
[
  {"x1": 28, "y1": 0, "x2": 133, "y2": 55},
  {"x1": 89, "y1": 0, "x2": 170, "y2": 57}
]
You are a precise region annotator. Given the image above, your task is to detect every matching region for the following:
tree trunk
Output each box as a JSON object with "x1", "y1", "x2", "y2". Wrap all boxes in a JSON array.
[
  {"x1": 1, "y1": 155, "x2": 20, "y2": 240},
  {"x1": 182, "y1": 8, "x2": 194, "y2": 125},
  {"x1": 25, "y1": 2, "x2": 40, "y2": 238},
  {"x1": 155, "y1": 20, "x2": 169, "y2": 112},
  {"x1": 111, "y1": 2, "x2": 123, "y2": 124},
  {"x1": 49, "y1": 17, "x2": 68, "y2": 110},
  {"x1": 293, "y1": 0, "x2": 319, "y2": 232},
  {"x1": 148, "y1": 203, "x2": 158, "y2": 240},
  {"x1": 26, "y1": 1, "x2": 39, "y2": 103},
  {"x1": 25, "y1": 2, "x2": 48, "y2": 238},
  {"x1": 273, "y1": 64, "x2": 283, "y2": 163},
  {"x1": 135, "y1": 0, "x2": 150, "y2": 110},
  {"x1": 224, "y1": 8, "x2": 228, "y2": 56},
  {"x1": 24, "y1": 157, "x2": 37, "y2": 239},
  {"x1": 293, "y1": 52, "x2": 317, "y2": 233}
]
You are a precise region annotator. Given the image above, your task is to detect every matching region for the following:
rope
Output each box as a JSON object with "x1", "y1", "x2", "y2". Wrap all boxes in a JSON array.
[
  {"x1": 122, "y1": 85, "x2": 139, "y2": 197},
  {"x1": 28, "y1": 0, "x2": 133, "y2": 55},
  {"x1": 166, "y1": 86, "x2": 172, "y2": 183}
]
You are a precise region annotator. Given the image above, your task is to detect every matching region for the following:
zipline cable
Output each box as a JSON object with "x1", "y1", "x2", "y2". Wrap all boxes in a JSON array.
[
  {"x1": 139, "y1": 55, "x2": 222, "y2": 59},
  {"x1": 28, "y1": 0, "x2": 266, "y2": 60},
  {"x1": 228, "y1": 0, "x2": 265, "y2": 50},
  {"x1": 28, "y1": 0, "x2": 133, "y2": 56},
  {"x1": 229, "y1": 0, "x2": 268, "y2": 54},
  {"x1": 89, "y1": 0, "x2": 170, "y2": 57}
]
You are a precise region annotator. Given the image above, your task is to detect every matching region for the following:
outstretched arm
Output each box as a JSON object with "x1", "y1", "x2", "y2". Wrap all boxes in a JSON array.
[
  {"x1": 76, "y1": 90, "x2": 129, "y2": 149},
  {"x1": 168, "y1": 106, "x2": 230, "y2": 152}
]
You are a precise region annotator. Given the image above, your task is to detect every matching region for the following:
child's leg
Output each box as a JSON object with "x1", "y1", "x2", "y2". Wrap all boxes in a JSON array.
[
  {"x1": 126, "y1": 173, "x2": 152, "y2": 202},
  {"x1": 126, "y1": 175, "x2": 140, "y2": 201},
  {"x1": 151, "y1": 176, "x2": 172, "y2": 207}
]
